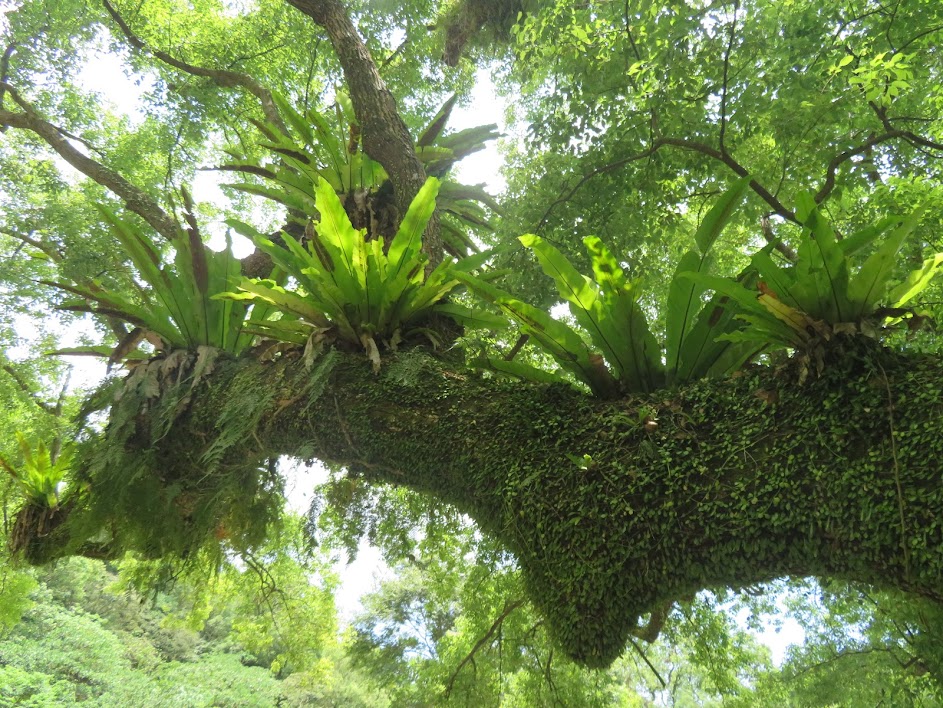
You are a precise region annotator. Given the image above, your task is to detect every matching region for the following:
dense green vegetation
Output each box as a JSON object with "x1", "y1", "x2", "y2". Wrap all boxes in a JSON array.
[{"x1": 1, "y1": 0, "x2": 943, "y2": 703}]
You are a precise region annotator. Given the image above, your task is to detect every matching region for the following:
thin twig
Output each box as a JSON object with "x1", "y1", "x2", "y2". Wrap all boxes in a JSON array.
[
  {"x1": 444, "y1": 599, "x2": 525, "y2": 698},
  {"x1": 0, "y1": 226, "x2": 62, "y2": 261},
  {"x1": 101, "y1": 0, "x2": 288, "y2": 133},
  {"x1": 718, "y1": 1, "x2": 740, "y2": 152},
  {"x1": 2, "y1": 363, "x2": 55, "y2": 414}
]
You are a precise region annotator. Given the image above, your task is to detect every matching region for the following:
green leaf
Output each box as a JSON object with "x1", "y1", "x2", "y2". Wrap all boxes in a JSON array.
[
  {"x1": 417, "y1": 94, "x2": 458, "y2": 147},
  {"x1": 889, "y1": 253, "x2": 943, "y2": 307},
  {"x1": 452, "y1": 271, "x2": 613, "y2": 395},
  {"x1": 674, "y1": 260, "x2": 769, "y2": 381},
  {"x1": 45, "y1": 280, "x2": 184, "y2": 348},
  {"x1": 794, "y1": 200, "x2": 851, "y2": 321},
  {"x1": 387, "y1": 177, "x2": 439, "y2": 282},
  {"x1": 472, "y1": 357, "x2": 571, "y2": 386},
  {"x1": 666, "y1": 250, "x2": 704, "y2": 382},
  {"x1": 693, "y1": 178, "x2": 750, "y2": 253},
  {"x1": 431, "y1": 302, "x2": 507, "y2": 330},
  {"x1": 271, "y1": 90, "x2": 314, "y2": 146},
  {"x1": 582, "y1": 236, "x2": 664, "y2": 391},
  {"x1": 223, "y1": 279, "x2": 331, "y2": 328},
  {"x1": 521, "y1": 233, "x2": 656, "y2": 390},
  {"x1": 838, "y1": 216, "x2": 901, "y2": 256},
  {"x1": 847, "y1": 213, "x2": 919, "y2": 318},
  {"x1": 223, "y1": 182, "x2": 314, "y2": 212}
]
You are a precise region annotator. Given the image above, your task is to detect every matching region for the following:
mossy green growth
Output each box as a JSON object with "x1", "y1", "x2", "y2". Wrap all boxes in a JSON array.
[
  {"x1": 26, "y1": 341, "x2": 943, "y2": 669},
  {"x1": 34, "y1": 349, "x2": 307, "y2": 566},
  {"x1": 273, "y1": 342, "x2": 943, "y2": 667}
]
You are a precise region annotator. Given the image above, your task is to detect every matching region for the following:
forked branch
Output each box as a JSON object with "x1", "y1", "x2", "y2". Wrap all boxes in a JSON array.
[
  {"x1": 444, "y1": 598, "x2": 526, "y2": 697},
  {"x1": 100, "y1": 0, "x2": 288, "y2": 134}
]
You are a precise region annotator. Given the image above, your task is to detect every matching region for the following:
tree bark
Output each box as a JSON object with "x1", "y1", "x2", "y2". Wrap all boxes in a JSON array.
[
  {"x1": 285, "y1": 0, "x2": 443, "y2": 264},
  {"x1": 33, "y1": 342, "x2": 943, "y2": 668}
]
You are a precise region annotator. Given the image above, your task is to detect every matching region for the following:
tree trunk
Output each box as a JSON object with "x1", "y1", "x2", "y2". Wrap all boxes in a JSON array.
[
  {"x1": 34, "y1": 341, "x2": 943, "y2": 668},
  {"x1": 286, "y1": 0, "x2": 443, "y2": 264}
]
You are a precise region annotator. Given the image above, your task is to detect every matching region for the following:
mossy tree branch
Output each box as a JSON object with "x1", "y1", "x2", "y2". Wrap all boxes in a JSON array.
[{"x1": 29, "y1": 341, "x2": 943, "y2": 668}]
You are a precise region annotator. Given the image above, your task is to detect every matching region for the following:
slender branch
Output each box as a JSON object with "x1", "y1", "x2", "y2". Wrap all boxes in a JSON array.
[
  {"x1": 503, "y1": 334, "x2": 529, "y2": 362},
  {"x1": 883, "y1": 0, "x2": 902, "y2": 52},
  {"x1": 2, "y1": 363, "x2": 55, "y2": 415},
  {"x1": 717, "y1": 1, "x2": 740, "y2": 152},
  {"x1": 627, "y1": 636, "x2": 667, "y2": 689},
  {"x1": 444, "y1": 598, "x2": 525, "y2": 697},
  {"x1": 539, "y1": 122, "x2": 943, "y2": 248},
  {"x1": 225, "y1": 42, "x2": 290, "y2": 70},
  {"x1": 898, "y1": 130, "x2": 943, "y2": 153},
  {"x1": 536, "y1": 144, "x2": 661, "y2": 231},
  {"x1": 536, "y1": 137, "x2": 798, "y2": 232},
  {"x1": 790, "y1": 646, "x2": 892, "y2": 679},
  {"x1": 49, "y1": 368, "x2": 72, "y2": 463},
  {"x1": 0, "y1": 41, "x2": 16, "y2": 116},
  {"x1": 0, "y1": 227, "x2": 62, "y2": 261},
  {"x1": 760, "y1": 214, "x2": 798, "y2": 262},
  {"x1": 101, "y1": 0, "x2": 288, "y2": 134},
  {"x1": 0, "y1": 82, "x2": 178, "y2": 242},
  {"x1": 896, "y1": 24, "x2": 943, "y2": 54},
  {"x1": 813, "y1": 129, "x2": 939, "y2": 203},
  {"x1": 379, "y1": 36, "x2": 410, "y2": 70}
]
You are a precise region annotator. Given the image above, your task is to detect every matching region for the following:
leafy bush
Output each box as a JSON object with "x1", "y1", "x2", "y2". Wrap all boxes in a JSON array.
[
  {"x1": 456, "y1": 180, "x2": 754, "y2": 396},
  {"x1": 459, "y1": 185, "x2": 943, "y2": 395},
  {"x1": 222, "y1": 91, "x2": 501, "y2": 256}
]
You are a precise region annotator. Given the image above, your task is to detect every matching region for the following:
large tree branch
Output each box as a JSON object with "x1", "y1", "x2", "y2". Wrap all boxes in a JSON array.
[
  {"x1": 0, "y1": 82, "x2": 178, "y2": 241},
  {"x1": 285, "y1": 0, "x2": 442, "y2": 264},
  {"x1": 22, "y1": 342, "x2": 943, "y2": 668},
  {"x1": 101, "y1": 0, "x2": 289, "y2": 134}
]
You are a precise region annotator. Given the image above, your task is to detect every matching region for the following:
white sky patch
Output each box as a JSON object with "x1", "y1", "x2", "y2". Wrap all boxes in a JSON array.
[
  {"x1": 281, "y1": 459, "x2": 391, "y2": 623},
  {"x1": 78, "y1": 36, "x2": 154, "y2": 126},
  {"x1": 450, "y1": 67, "x2": 507, "y2": 195}
]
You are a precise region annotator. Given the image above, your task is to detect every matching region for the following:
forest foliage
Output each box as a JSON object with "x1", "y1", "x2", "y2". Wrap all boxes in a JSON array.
[{"x1": 1, "y1": 0, "x2": 943, "y2": 703}]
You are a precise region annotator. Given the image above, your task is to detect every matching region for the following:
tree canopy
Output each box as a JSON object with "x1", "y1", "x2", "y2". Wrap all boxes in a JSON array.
[{"x1": 1, "y1": 0, "x2": 943, "y2": 698}]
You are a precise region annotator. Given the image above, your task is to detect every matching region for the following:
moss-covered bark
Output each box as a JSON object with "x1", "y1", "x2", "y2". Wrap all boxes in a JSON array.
[{"x1": 26, "y1": 342, "x2": 943, "y2": 667}]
